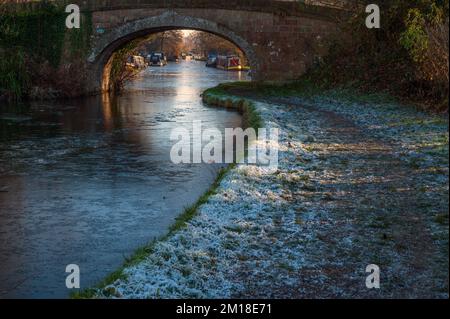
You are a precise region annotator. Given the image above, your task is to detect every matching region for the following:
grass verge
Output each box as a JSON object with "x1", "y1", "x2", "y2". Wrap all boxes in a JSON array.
[
  {"x1": 202, "y1": 85, "x2": 263, "y2": 130},
  {"x1": 209, "y1": 78, "x2": 448, "y2": 114},
  {"x1": 208, "y1": 80, "x2": 402, "y2": 106}
]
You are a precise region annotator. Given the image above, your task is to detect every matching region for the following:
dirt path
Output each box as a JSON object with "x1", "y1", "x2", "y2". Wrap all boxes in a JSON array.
[{"x1": 231, "y1": 96, "x2": 448, "y2": 298}]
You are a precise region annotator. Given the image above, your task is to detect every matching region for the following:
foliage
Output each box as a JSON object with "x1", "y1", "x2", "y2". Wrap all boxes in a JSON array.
[
  {"x1": 399, "y1": 1, "x2": 448, "y2": 64},
  {"x1": 308, "y1": 0, "x2": 449, "y2": 111},
  {"x1": 1, "y1": 3, "x2": 66, "y2": 67},
  {"x1": 109, "y1": 43, "x2": 137, "y2": 92},
  {"x1": 0, "y1": 2, "x2": 92, "y2": 100},
  {"x1": 399, "y1": 8, "x2": 429, "y2": 63},
  {"x1": 0, "y1": 47, "x2": 29, "y2": 100},
  {"x1": 108, "y1": 36, "x2": 155, "y2": 92}
]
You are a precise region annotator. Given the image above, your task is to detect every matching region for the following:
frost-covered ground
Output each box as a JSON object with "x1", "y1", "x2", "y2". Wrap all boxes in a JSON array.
[{"x1": 96, "y1": 92, "x2": 448, "y2": 299}]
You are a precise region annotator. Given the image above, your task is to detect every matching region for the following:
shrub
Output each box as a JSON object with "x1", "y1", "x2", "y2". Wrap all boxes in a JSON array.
[{"x1": 307, "y1": 0, "x2": 449, "y2": 111}]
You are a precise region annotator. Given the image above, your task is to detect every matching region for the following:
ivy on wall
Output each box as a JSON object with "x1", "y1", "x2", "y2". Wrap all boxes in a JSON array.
[{"x1": 0, "y1": 2, "x2": 92, "y2": 100}]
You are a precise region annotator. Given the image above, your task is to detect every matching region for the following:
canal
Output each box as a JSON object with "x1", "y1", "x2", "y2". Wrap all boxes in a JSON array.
[{"x1": 0, "y1": 61, "x2": 249, "y2": 298}]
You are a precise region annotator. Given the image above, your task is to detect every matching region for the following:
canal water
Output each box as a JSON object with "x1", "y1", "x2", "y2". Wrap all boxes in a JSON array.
[{"x1": 0, "y1": 61, "x2": 248, "y2": 298}]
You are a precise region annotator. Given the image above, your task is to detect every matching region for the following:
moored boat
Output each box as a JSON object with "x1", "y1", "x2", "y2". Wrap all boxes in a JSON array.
[
  {"x1": 148, "y1": 52, "x2": 167, "y2": 67},
  {"x1": 205, "y1": 54, "x2": 217, "y2": 68},
  {"x1": 216, "y1": 55, "x2": 250, "y2": 71}
]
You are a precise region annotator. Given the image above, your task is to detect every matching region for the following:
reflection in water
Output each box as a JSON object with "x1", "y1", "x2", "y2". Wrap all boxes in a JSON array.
[
  {"x1": 0, "y1": 61, "x2": 249, "y2": 298},
  {"x1": 101, "y1": 93, "x2": 114, "y2": 132}
]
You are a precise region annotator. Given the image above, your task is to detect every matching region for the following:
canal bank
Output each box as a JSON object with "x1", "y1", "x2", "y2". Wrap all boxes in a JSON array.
[{"x1": 90, "y1": 84, "x2": 448, "y2": 299}]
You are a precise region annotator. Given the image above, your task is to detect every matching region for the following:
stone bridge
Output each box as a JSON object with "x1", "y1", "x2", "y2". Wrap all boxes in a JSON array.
[
  {"x1": 81, "y1": 0, "x2": 347, "y2": 92},
  {"x1": 9, "y1": 0, "x2": 348, "y2": 94}
]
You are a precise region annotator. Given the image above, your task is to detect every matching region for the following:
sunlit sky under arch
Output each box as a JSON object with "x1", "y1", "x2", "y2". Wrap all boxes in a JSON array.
[{"x1": 181, "y1": 29, "x2": 195, "y2": 37}]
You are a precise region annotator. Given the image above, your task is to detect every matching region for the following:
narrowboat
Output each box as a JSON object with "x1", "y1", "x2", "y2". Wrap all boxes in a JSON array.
[
  {"x1": 205, "y1": 54, "x2": 217, "y2": 68},
  {"x1": 148, "y1": 52, "x2": 167, "y2": 67},
  {"x1": 216, "y1": 55, "x2": 250, "y2": 71}
]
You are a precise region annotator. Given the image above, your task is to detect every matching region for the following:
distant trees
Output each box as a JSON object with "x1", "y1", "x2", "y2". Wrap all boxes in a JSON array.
[
  {"x1": 184, "y1": 31, "x2": 248, "y2": 64},
  {"x1": 139, "y1": 31, "x2": 184, "y2": 58},
  {"x1": 185, "y1": 31, "x2": 238, "y2": 56},
  {"x1": 137, "y1": 30, "x2": 247, "y2": 63},
  {"x1": 107, "y1": 29, "x2": 249, "y2": 92}
]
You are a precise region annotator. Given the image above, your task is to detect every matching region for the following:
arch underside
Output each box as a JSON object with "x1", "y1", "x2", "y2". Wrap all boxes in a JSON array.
[{"x1": 89, "y1": 11, "x2": 259, "y2": 92}]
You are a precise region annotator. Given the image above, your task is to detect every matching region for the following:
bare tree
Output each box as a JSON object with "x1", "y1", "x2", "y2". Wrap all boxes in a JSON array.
[
  {"x1": 140, "y1": 31, "x2": 184, "y2": 57},
  {"x1": 185, "y1": 31, "x2": 246, "y2": 61}
]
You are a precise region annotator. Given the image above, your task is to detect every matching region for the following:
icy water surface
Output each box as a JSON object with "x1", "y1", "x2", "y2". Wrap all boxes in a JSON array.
[{"x1": 0, "y1": 61, "x2": 249, "y2": 298}]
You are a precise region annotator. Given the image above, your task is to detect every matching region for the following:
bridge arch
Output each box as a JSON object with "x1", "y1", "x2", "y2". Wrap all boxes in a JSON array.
[{"x1": 88, "y1": 11, "x2": 259, "y2": 92}]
